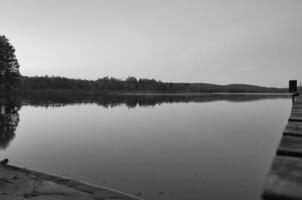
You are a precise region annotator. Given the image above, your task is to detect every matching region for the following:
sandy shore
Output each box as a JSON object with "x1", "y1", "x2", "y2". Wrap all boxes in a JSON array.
[{"x1": 0, "y1": 164, "x2": 143, "y2": 200}]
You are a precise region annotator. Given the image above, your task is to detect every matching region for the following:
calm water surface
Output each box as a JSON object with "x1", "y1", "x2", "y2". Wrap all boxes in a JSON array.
[{"x1": 0, "y1": 94, "x2": 291, "y2": 200}]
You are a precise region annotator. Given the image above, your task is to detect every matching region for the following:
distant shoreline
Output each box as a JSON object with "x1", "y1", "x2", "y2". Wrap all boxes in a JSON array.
[
  {"x1": 2, "y1": 89, "x2": 290, "y2": 96},
  {"x1": 0, "y1": 89, "x2": 291, "y2": 96},
  {"x1": 0, "y1": 89, "x2": 291, "y2": 109},
  {"x1": 14, "y1": 76, "x2": 287, "y2": 94}
]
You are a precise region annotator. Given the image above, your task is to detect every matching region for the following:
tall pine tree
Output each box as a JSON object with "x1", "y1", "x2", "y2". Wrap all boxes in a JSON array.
[{"x1": 0, "y1": 35, "x2": 20, "y2": 91}]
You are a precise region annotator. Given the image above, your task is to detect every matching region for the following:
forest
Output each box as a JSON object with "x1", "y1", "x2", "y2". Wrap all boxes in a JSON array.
[{"x1": 15, "y1": 76, "x2": 287, "y2": 93}]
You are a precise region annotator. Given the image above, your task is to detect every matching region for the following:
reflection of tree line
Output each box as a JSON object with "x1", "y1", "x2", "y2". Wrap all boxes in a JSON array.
[
  {"x1": 0, "y1": 96, "x2": 20, "y2": 149},
  {"x1": 18, "y1": 92, "x2": 290, "y2": 109},
  {"x1": 0, "y1": 93, "x2": 290, "y2": 149}
]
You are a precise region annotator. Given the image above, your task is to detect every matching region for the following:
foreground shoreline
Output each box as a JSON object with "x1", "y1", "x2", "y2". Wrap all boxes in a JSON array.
[{"x1": 0, "y1": 164, "x2": 143, "y2": 200}]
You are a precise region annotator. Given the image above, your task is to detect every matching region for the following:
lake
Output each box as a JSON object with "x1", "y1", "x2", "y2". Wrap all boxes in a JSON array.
[{"x1": 0, "y1": 93, "x2": 291, "y2": 200}]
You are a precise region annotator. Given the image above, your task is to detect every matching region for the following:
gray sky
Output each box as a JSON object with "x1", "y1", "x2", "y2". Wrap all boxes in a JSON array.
[{"x1": 1, "y1": 0, "x2": 301, "y2": 87}]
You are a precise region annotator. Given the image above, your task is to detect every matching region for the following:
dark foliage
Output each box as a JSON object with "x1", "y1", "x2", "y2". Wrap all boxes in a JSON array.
[
  {"x1": 0, "y1": 35, "x2": 21, "y2": 91},
  {"x1": 17, "y1": 76, "x2": 286, "y2": 93}
]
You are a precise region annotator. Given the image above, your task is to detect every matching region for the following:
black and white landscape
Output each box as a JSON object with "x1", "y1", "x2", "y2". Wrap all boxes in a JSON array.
[{"x1": 0, "y1": 1, "x2": 301, "y2": 200}]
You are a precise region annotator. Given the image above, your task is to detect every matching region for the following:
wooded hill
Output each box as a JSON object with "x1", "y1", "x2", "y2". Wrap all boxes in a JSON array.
[{"x1": 16, "y1": 76, "x2": 287, "y2": 93}]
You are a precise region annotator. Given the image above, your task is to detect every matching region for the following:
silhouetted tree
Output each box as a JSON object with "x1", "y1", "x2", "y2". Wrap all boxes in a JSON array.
[
  {"x1": 0, "y1": 35, "x2": 21, "y2": 91},
  {"x1": 125, "y1": 76, "x2": 138, "y2": 90}
]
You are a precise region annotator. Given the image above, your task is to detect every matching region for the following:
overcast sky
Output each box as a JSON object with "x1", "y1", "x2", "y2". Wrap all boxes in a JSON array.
[{"x1": 1, "y1": 0, "x2": 301, "y2": 87}]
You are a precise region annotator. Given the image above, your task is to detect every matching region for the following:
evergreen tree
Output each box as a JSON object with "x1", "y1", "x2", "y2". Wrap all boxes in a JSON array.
[{"x1": 0, "y1": 35, "x2": 21, "y2": 91}]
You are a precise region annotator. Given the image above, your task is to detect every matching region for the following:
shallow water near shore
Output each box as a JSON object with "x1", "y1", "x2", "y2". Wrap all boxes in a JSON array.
[{"x1": 0, "y1": 94, "x2": 291, "y2": 200}]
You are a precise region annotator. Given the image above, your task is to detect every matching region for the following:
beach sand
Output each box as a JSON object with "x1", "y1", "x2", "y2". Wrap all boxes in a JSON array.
[{"x1": 0, "y1": 164, "x2": 142, "y2": 200}]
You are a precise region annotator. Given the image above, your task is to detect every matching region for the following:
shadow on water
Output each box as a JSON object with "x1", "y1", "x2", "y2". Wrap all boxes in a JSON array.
[
  {"x1": 16, "y1": 91, "x2": 290, "y2": 108},
  {"x1": 0, "y1": 95, "x2": 21, "y2": 149}
]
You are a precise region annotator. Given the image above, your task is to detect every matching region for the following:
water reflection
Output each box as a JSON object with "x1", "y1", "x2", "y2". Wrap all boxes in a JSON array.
[
  {"x1": 0, "y1": 93, "x2": 290, "y2": 150},
  {"x1": 18, "y1": 92, "x2": 290, "y2": 108},
  {"x1": 0, "y1": 96, "x2": 21, "y2": 149},
  {"x1": 1, "y1": 93, "x2": 291, "y2": 200}
]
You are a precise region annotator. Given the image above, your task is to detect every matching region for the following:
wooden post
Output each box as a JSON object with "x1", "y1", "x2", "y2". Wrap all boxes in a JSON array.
[
  {"x1": 289, "y1": 80, "x2": 298, "y2": 93},
  {"x1": 289, "y1": 80, "x2": 298, "y2": 104}
]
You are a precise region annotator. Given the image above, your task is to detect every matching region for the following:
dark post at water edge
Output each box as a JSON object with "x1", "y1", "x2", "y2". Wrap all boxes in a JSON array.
[
  {"x1": 289, "y1": 80, "x2": 297, "y2": 93},
  {"x1": 289, "y1": 80, "x2": 299, "y2": 103}
]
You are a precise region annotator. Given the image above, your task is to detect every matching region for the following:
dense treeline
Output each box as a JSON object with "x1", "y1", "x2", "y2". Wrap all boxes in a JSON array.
[{"x1": 16, "y1": 76, "x2": 286, "y2": 93}]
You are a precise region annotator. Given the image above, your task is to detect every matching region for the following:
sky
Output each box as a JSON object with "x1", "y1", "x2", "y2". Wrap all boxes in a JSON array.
[{"x1": 0, "y1": 0, "x2": 301, "y2": 87}]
